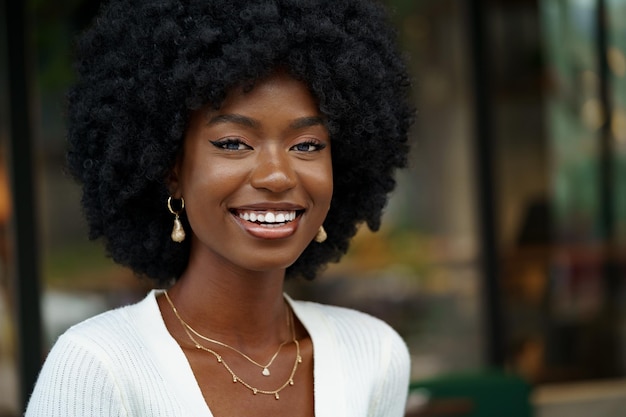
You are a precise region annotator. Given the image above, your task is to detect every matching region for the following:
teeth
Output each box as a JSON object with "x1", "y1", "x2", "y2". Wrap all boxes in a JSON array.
[{"x1": 237, "y1": 210, "x2": 297, "y2": 224}]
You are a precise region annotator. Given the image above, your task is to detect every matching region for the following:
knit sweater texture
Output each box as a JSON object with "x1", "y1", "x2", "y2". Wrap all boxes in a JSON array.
[{"x1": 26, "y1": 290, "x2": 410, "y2": 416}]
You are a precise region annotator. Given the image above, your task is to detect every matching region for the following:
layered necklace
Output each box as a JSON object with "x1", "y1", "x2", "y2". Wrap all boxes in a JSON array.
[{"x1": 164, "y1": 291, "x2": 302, "y2": 400}]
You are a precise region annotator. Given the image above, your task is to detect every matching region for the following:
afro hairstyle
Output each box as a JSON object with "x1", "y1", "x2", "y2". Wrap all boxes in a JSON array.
[{"x1": 67, "y1": 0, "x2": 413, "y2": 285}]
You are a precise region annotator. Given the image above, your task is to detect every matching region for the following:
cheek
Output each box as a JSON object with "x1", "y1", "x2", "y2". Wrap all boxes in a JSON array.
[
  {"x1": 180, "y1": 155, "x2": 242, "y2": 195},
  {"x1": 178, "y1": 163, "x2": 233, "y2": 227},
  {"x1": 322, "y1": 157, "x2": 334, "y2": 202},
  {"x1": 303, "y1": 160, "x2": 333, "y2": 210}
]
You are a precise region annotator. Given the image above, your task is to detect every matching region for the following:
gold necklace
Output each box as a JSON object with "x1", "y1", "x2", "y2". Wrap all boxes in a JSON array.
[
  {"x1": 164, "y1": 291, "x2": 302, "y2": 400},
  {"x1": 164, "y1": 291, "x2": 288, "y2": 377}
]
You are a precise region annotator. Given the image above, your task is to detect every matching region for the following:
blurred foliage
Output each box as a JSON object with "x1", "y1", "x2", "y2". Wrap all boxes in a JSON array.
[
  {"x1": 43, "y1": 241, "x2": 152, "y2": 292},
  {"x1": 30, "y1": 0, "x2": 100, "y2": 92},
  {"x1": 44, "y1": 242, "x2": 115, "y2": 286},
  {"x1": 340, "y1": 223, "x2": 468, "y2": 278}
]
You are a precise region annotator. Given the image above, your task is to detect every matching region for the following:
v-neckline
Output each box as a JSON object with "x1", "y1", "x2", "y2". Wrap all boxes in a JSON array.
[{"x1": 134, "y1": 290, "x2": 347, "y2": 417}]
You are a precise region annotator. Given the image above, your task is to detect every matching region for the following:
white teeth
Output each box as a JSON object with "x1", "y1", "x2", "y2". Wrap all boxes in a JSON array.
[{"x1": 237, "y1": 210, "x2": 297, "y2": 224}]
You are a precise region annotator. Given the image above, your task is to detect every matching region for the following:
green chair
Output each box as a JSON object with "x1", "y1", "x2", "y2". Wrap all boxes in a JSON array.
[{"x1": 407, "y1": 370, "x2": 533, "y2": 417}]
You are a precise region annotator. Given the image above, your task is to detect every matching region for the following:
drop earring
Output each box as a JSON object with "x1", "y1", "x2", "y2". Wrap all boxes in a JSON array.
[
  {"x1": 314, "y1": 226, "x2": 327, "y2": 243},
  {"x1": 167, "y1": 197, "x2": 186, "y2": 243}
]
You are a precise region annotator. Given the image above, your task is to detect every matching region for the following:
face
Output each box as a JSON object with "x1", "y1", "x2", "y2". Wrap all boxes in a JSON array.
[{"x1": 171, "y1": 72, "x2": 333, "y2": 274}]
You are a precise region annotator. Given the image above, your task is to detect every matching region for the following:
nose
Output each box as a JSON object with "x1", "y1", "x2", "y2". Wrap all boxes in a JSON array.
[{"x1": 249, "y1": 147, "x2": 297, "y2": 193}]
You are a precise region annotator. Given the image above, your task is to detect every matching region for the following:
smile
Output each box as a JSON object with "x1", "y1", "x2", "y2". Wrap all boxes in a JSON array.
[
  {"x1": 231, "y1": 208, "x2": 304, "y2": 240},
  {"x1": 234, "y1": 210, "x2": 301, "y2": 226}
]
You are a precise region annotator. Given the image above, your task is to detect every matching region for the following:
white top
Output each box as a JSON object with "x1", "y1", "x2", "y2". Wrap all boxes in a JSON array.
[{"x1": 26, "y1": 290, "x2": 410, "y2": 416}]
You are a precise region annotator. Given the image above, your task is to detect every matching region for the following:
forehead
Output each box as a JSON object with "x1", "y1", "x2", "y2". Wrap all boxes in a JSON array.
[{"x1": 215, "y1": 72, "x2": 321, "y2": 118}]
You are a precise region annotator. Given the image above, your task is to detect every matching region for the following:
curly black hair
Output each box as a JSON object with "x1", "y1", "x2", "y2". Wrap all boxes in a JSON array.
[{"x1": 67, "y1": 0, "x2": 413, "y2": 284}]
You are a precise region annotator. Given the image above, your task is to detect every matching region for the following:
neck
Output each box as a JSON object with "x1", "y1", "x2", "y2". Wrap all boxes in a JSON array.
[{"x1": 165, "y1": 249, "x2": 290, "y2": 349}]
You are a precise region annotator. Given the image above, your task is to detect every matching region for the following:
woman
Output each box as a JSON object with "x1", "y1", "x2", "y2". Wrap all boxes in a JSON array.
[{"x1": 26, "y1": 0, "x2": 413, "y2": 416}]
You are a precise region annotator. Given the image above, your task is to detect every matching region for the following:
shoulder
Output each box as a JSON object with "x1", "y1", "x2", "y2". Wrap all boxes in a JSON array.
[
  {"x1": 46, "y1": 291, "x2": 158, "y2": 370},
  {"x1": 26, "y1": 291, "x2": 182, "y2": 417},
  {"x1": 290, "y1": 298, "x2": 409, "y2": 364},
  {"x1": 61, "y1": 293, "x2": 150, "y2": 346},
  {"x1": 293, "y1": 299, "x2": 403, "y2": 339},
  {"x1": 290, "y1": 299, "x2": 411, "y2": 414}
]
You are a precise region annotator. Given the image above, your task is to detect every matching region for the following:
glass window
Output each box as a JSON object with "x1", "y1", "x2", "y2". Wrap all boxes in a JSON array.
[{"x1": 498, "y1": 0, "x2": 626, "y2": 383}]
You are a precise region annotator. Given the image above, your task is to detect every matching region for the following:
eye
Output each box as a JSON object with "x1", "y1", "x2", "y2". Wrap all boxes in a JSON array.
[
  {"x1": 210, "y1": 138, "x2": 252, "y2": 151},
  {"x1": 291, "y1": 140, "x2": 326, "y2": 152}
]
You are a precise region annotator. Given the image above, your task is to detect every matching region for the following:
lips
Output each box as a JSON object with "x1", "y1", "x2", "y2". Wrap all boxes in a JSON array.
[{"x1": 230, "y1": 206, "x2": 305, "y2": 239}]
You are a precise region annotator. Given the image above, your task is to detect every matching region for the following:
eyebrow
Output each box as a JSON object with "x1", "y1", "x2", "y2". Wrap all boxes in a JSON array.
[
  {"x1": 289, "y1": 116, "x2": 326, "y2": 130},
  {"x1": 207, "y1": 114, "x2": 259, "y2": 128},
  {"x1": 207, "y1": 114, "x2": 326, "y2": 130}
]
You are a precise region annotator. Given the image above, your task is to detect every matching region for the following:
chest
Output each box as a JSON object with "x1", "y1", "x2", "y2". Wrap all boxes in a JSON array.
[{"x1": 184, "y1": 337, "x2": 315, "y2": 417}]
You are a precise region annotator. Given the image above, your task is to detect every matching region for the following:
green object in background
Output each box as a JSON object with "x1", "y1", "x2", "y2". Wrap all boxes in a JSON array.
[{"x1": 408, "y1": 371, "x2": 533, "y2": 417}]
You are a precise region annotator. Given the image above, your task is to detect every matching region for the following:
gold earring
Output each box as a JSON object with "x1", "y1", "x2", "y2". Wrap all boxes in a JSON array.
[
  {"x1": 167, "y1": 197, "x2": 186, "y2": 243},
  {"x1": 314, "y1": 226, "x2": 327, "y2": 243}
]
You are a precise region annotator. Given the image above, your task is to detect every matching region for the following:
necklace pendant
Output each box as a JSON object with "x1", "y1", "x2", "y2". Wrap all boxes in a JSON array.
[{"x1": 262, "y1": 367, "x2": 270, "y2": 376}]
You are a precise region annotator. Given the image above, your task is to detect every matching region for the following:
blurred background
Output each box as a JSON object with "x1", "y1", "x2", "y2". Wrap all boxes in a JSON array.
[{"x1": 2, "y1": 0, "x2": 626, "y2": 416}]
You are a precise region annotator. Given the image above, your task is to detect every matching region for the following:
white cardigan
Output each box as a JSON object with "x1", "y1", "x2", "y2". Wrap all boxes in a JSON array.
[{"x1": 26, "y1": 290, "x2": 410, "y2": 416}]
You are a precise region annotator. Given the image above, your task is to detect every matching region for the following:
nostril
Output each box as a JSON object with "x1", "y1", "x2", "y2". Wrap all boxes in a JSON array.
[{"x1": 250, "y1": 158, "x2": 297, "y2": 192}]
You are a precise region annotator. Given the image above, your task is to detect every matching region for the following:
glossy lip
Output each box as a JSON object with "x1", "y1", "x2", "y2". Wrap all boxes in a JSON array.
[{"x1": 229, "y1": 203, "x2": 306, "y2": 240}]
